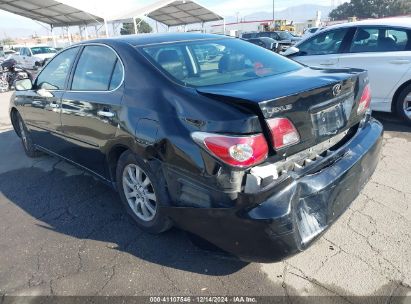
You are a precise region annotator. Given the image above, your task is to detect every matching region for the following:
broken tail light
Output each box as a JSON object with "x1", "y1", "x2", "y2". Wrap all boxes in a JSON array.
[
  {"x1": 191, "y1": 132, "x2": 268, "y2": 168},
  {"x1": 357, "y1": 84, "x2": 371, "y2": 115},
  {"x1": 267, "y1": 117, "x2": 300, "y2": 150}
]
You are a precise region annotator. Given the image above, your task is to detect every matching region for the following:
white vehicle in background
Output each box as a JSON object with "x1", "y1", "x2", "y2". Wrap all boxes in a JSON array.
[
  {"x1": 12, "y1": 46, "x2": 57, "y2": 70},
  {"x1": 283, "y1": 18, "x2": 411, "y2": 124}
]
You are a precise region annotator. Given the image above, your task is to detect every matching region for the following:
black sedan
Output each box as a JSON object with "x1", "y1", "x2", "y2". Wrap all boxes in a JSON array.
[
  {"x1": 244, "y1": 37, "x2": 280, "y2": 52},
  {"x1": 9, "y1": 33, "x2": 383, "y2": 262}
]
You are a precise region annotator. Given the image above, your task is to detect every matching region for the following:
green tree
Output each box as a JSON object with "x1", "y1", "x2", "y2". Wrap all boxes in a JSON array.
[
  {"x1": 329, "y1": 0, "x2": 411, "y2": 20},
  {"x1": 120, "y1": 19, "x2": 152, "y2": 35}
]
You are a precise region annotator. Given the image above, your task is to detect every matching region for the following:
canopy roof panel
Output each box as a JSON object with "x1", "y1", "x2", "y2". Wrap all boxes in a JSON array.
[
  {"x1": 0, "y1": 0, "x2": 103, "y2": 27},
  {"x1": 109, "y1": 0, "x2": 223, "y2": 27}
]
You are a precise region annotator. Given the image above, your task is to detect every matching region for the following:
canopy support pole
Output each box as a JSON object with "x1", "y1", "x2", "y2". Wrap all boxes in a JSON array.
[
  {"x1": 104, "y1": 19, "x2": 110, "y2": 37},
  {"x1": 133, "y1": 17, "x2": 138, "y2": 34},
  {"x1": 84, "y1": 25, "x2": 89, "y2": 39},
  {"x1": 67, "y1": 27, "x2": 72, "y2": 45},
  {"x1": 50, "y1": 25, "x2": 57, "y2": 48}
]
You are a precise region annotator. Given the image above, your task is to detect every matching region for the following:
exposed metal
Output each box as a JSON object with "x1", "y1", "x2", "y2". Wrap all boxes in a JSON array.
[{"x1": 0, "y1": 0, "x2": 103, "y2": 27}]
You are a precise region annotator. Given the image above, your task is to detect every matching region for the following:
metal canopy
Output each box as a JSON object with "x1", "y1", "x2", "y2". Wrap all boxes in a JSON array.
[
  {"x1": 109, "y1": 0, "x2": 223, "y2": 27},
  {"x1": 0, "y1": 0, "x2": 103, "y2": 27}
]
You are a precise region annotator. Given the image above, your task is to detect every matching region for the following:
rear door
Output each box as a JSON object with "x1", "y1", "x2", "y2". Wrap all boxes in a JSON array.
[
  {"x1": 291, "y1": 27, "x2": 353, "y2": 68},
  {"x1": 338, "y1": 26, "x2": 411, "y2": 107},
  {"x1": 60, "y1": 44, "x2": 124, "y2": 178}
]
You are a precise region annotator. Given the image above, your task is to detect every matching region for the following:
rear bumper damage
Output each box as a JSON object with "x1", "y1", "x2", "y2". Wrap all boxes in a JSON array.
[{"x1": 164, "y1": 118, "x2": 383, "y2": 262}]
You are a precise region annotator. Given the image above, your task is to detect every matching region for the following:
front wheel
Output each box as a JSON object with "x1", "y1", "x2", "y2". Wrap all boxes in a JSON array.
[
  {"x1": 116, "y1": 151, "x2": 172, "y2": 234},
  {"x1": 16, "y1": 112, "x2": 42, "y2": 158},
  {"x1": 395, "y1": 84, "x2": 411, "y2": 125}
]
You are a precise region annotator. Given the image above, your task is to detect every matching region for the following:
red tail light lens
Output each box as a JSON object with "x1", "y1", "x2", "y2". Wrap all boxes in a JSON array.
[
  {"x1": 267, "y1": 117, "x2": 300, "y2": 150},
  {"x1": 358, "y1": 84, "x2": 371, "y2": 115},
  {"x1": 191, "y1": 132, "x2": 268, "y2": 168}
]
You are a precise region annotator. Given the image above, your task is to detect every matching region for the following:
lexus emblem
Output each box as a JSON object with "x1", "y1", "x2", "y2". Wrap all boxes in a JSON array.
[{"x1": 333, "y1": 83, "x2": 342, "y2": 97}]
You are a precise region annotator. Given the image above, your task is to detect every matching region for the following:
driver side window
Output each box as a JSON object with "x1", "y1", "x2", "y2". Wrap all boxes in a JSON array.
[
  {"x1": 298, "y1": 28, "x2": 349, "y2": 56},
  {"x1": 35, "y1": 47, "x2": 79, "y2": 90}
]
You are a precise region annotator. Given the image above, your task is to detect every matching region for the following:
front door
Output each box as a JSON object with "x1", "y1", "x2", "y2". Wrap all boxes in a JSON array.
[
  {"x1": 60, "y1": 45, "x2": 124, "y2": 179},
  {"x1": 338, "y1": 26, "x2": 411, "y2": 107},
  {"x1": 22, "y1": 46, "x2": 80, "y2": 152},
  {"x1": 291, "y1": 27, "x2": 352, "y2": 68}
]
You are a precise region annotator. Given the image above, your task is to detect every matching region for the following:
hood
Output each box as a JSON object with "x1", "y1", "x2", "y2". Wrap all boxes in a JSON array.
[{"x1": 196, "y1": 67, "x2": 362, "y2": 104}]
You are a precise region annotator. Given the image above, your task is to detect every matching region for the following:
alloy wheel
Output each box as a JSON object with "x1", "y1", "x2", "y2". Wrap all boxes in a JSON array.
[
  {"x1": 403, "y1": 93, "x2": 411, "y2": 119},
  {"x1": 122, "y1": 163, "x2": 157, "y2": 222},
  {"x1": 18, "y1": 118, "x2": 28, "y2": 150}
]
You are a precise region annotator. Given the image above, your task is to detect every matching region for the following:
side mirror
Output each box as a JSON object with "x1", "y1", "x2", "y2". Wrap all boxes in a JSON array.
[
  {"x1": 15, "y1": 78, "x2": 33, "y2": 91},
  {"x1": 281, "y1": 46, "x2": 300, "y2": 57}
]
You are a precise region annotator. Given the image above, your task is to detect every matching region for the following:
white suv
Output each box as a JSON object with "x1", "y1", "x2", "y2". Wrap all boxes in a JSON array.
[
  {"x1": 13, "y1": 46, "x2": 57, "y2": 70},
  {"x1": 283, "y1": 18, "x2": 411, "y2": 124}
]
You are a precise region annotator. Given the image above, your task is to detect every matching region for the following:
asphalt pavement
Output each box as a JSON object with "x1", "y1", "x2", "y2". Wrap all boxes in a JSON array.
[{"x1": 0, "y1": 91, "x2": 410, "y2": 302}]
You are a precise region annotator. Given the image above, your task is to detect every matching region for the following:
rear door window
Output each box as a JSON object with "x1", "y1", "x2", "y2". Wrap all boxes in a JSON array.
[
  {"x1": 298, "y1": 28, "x2": 349, "y2": 55},
  {"x1": 350, "y1": 27, "x2": 410, "y2": 52},
  {"x1": 71, "y1": 45, "x2": 123, "y2": 91}
]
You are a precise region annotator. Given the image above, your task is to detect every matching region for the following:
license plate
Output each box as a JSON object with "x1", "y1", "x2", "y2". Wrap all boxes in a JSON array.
[{"x1": 312, "y1": 103, "x2": 346, "y2": 136}]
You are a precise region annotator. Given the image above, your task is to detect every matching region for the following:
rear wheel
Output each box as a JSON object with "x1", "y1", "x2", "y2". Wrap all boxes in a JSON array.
[
  {"x1": 17, "y1": 112, "x2": 42, "y2": 158},
  {"x1": 395, "y1": 84, "x2": 411, "y2": 125},
  {"x1": 116, "y1": 151, "x2": 172, "y2": 234}
]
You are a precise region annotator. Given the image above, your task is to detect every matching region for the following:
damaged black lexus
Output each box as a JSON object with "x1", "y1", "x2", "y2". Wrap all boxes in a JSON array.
[{"x1": 10, "y1": 33, "x2": 383, "y2": 262}]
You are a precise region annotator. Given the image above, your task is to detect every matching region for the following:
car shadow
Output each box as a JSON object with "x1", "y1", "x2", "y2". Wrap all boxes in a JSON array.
[
  {"x1": 0, "y1": 131, "x2": 248, "y2": 276},
  {"x1": 373, "y1": 111, "x2": 411, "y2": 134}
]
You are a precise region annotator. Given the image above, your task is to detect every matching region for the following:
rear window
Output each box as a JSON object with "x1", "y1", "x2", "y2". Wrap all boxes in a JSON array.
[{"x1": 141, "y1": 38, "x2": 301, "y2": 87}]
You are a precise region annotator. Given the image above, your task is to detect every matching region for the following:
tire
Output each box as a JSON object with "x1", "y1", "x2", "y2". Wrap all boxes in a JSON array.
[
  {"x1": 16, "y1": 112, "x2": 42, "y2": 158},
  {"x1": 395, "y1": 84, "x2": 411, "y2": 125},
  {"x1": 116, "y1": 151, "x2": 172, "y2": 234}
]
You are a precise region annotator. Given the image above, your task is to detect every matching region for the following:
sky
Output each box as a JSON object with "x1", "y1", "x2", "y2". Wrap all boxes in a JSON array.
[{"x1": 0, "y1": 0, "x2": 345, "y2": 38}]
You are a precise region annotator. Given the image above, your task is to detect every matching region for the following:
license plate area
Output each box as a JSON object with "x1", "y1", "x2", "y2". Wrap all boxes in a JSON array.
[{"x1": 311, "y1": 103, "x2": 346, "y2": 137}]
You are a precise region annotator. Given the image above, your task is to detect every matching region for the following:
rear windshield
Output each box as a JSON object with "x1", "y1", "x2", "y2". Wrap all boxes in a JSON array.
[{"x1": 141, "y1": 38, "x2": 301, "y2": 87}]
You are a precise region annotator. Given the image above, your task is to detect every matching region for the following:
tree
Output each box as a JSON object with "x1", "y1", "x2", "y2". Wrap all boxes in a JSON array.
[
  {"x1": 120, "y1": 19, "x2": 152, "y2": 35},
  {"x1": 0, "y1": 38, "x2": 15, "y2": 46},
  {"x1": 329, "y1": 0, "x2": 411, "y2": 20}
]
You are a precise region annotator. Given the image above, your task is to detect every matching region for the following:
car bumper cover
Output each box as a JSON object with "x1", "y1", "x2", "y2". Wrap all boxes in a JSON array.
[{"x1": 164, "y1": 118, "x2": 383, "y2": 262}]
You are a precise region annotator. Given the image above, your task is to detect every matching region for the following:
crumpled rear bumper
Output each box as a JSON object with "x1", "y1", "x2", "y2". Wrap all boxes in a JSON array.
[{"x1": 164, "y1": 118, "x2": 383, "y2": 262}]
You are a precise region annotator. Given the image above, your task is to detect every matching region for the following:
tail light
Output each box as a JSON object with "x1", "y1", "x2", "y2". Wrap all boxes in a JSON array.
[
  {"x1": 191, "y1": 132, "x2": 268, "y2": 168},
  {"x1": 267, "y1": 117, "x2": 300, "y2": 150},
  {"x1": 357, "y1": 84, "x2": 371, "y2": 115}
]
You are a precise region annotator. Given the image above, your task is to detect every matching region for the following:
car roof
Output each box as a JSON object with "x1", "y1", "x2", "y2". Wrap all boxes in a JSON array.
[
  {"x1": 87, "y1": 33, "x2": 230, "y2": 47},
  {"x1": 326, "y1": 17, "x2": 411, "y2": 31}
]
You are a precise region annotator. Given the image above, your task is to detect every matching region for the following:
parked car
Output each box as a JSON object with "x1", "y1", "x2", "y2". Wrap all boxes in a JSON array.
[
  {"x1": 10, "y1": 33, "x2": 382, "y2": 262},
  {"x1": 11, "y1": 46, "x2": 57, "y2": 70},
  {"x1": 243, "y1": 31, "x2": 301, "y2": 51},
  {"x1": 282, "y1": 18, "x2": 411, "y2": 124},
  {"x1": 244, "y1": 37, "x2": 280, "y2": 52}
]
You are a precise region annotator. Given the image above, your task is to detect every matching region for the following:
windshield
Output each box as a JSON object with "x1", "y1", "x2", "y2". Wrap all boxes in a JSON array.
[
  {"x1": 31, "y1": 47, "x2": 57, "y2": 55},
  {"x1": 142, "y1": 38, "x2": 301, "y2": 87}
]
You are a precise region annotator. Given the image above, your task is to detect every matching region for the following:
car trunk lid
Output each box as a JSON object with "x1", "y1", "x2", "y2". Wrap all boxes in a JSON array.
[{"x1": 196, "y1": 67, "x2": 368, "y2": 159}]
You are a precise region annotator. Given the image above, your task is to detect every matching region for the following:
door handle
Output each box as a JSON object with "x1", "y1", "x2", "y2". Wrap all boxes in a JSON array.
[
  {"x1": 97, "y1": 110, "x2": 115, "y2": 118},
  {"x1": 389, "y1": 59, "x2": 410, "y2": 65}
]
